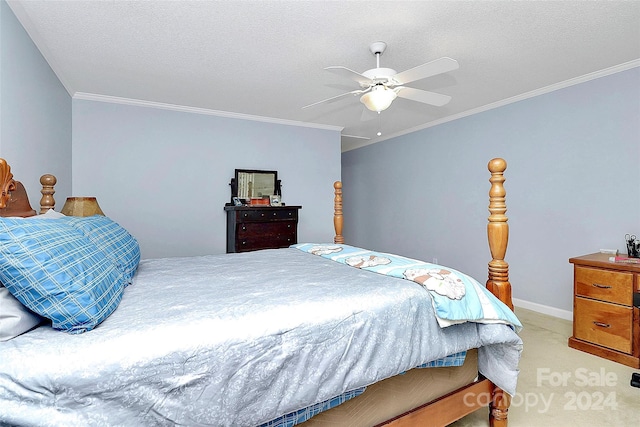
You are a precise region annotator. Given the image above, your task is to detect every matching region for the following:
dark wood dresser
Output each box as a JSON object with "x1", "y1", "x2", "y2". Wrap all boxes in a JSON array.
[
  {"x1": 568, "y1": 253, "x2": 640, "y2": 368},
  {"x1": 224, "y1": 205, "x2": 301, "y2": 253}
]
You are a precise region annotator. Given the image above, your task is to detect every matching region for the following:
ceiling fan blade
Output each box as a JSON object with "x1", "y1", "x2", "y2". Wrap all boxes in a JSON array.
[
  {"x1": 342, "y1": 134, "x2": 371, "y2": 140},
  {"x1": 325, "y1": 66, "x2": 373, "y2": 86},
  {"x1": 302, "y1": 89, "x2": 366, "y2": 109},
  {"x1": 395, "y1": 87, "x2": 452, "y2": 107},
  {"x1": 392, "y1": 57, "x2": 459, "y2": 85}
]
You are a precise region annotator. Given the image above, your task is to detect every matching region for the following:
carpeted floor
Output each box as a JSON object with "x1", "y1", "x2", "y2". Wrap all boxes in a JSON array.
[{"x1": 449, "y1": 307, "x2": 640, "y2": 426}]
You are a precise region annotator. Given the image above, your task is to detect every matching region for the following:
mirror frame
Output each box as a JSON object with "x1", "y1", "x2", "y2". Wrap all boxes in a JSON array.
[{"x1": 230, "y1": 169, "x2": 280, "y2": 204}]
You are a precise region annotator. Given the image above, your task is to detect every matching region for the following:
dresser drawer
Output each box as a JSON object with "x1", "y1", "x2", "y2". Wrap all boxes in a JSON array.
[
  {"x1": 236, "y1": 233, "x2": 296, "y2": 252},
  {"x1": 237, "y1": 221, "x2": 296, "y2": 238},
  {"x1": 574, "y1": 297, "x2": 633, "y2": 354},
  {"x1": 235, "y1": 208, "x2": 298, "y2": 222},
  {"x1": 575, "y1": 266, "x2": 634, "y2": 305}
]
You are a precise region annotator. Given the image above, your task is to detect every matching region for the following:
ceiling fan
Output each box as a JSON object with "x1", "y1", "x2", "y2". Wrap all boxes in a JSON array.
[{"x1": 303, "y1": 41, "x2": 459, "y2": 113}]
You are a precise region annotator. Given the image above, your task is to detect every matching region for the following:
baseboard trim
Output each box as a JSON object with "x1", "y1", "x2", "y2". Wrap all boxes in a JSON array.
[{"x1": 513, "y1": 298, "x2": 573, "y2": 321}]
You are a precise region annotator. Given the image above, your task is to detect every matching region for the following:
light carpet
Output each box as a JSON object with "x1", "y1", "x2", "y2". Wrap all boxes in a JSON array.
[{"x1": 450, "y1": 307, "x2": 640, "y2": 426}]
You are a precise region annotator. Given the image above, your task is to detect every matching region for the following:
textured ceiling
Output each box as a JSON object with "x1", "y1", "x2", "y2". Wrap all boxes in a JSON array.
[{"x1": 8, "y1": 0, "x2": 640, "y2": 151}]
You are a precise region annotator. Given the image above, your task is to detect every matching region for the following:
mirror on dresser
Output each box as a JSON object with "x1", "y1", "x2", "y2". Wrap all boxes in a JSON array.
[{"x1": 228, "y1": 169, "x2": 282, "y2": 206}]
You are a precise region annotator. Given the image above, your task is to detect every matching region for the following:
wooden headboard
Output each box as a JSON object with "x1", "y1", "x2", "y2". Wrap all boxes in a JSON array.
[{"x1": 0, "y1": 158, "x2": 56, "y2": 217}]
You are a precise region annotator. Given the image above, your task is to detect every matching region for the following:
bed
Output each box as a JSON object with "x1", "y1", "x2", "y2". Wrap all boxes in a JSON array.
[{"x1": 0, "y1": 157, "x2": 522, "y2": 427}]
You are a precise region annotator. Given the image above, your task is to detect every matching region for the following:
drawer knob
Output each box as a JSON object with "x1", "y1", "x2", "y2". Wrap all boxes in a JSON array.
[
  {"x1": 592, "y1": 283, "x2": 612, "y2": 289},
  {"x1": 273, "y1": 212, "x2": 277, "y2": 216},
  {"x1": 261, "y1": 213, "x2": 265, "y2": 217},
  {"x1": 593, "y1": 321, "x2": 611, "y2": 328}
]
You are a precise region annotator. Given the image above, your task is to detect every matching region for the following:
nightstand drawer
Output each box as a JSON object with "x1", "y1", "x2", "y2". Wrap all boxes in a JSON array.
[
  {"x1": 574, "y1": 297, "x2": 633, "y2": 354},
  {"x1": 575, "y1": 266, "x2": 634, "y2": 305}
]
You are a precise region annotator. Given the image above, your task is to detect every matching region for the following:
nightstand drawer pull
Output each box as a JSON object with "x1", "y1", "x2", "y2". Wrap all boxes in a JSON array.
[
  {"x1": 592, "y1": 283, "x2": 612, "y2": 289},
  {"x1": 593, "y1": 321, "x2": 611, "y2": 328}
]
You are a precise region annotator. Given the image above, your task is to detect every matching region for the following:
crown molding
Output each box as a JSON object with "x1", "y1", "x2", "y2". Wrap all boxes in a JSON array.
[
  {"x1": 72, "y1": 92, "x2": 343, "y2": 133},
  {"x1": 343, "y1": 60, "x2": 640, "y2": 152}
]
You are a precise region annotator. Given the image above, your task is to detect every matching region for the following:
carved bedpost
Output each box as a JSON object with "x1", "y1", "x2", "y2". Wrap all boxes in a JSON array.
[
  {"x1": 0, "y1": 158, "x2": 17, "y2": 209},
  {"x1": 39, "y1": 174, "x2": 57, "y2": 213},
  {"x1": 487, "y1": 158, "x2": 512, "y2": 427},
  {"x1": 490, "y1": 385, "x2": 511, "y2": 427},
  {"x1": 486, "y1": 158, "x2": 513, "y2": 310},
  {"x1": 333, "y1": 181, "x2": 344, "y2": 244}
]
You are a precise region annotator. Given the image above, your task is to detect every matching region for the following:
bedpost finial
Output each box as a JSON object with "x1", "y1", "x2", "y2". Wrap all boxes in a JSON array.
[
  {"x1": 488, "y1": 158, "x2": 507, "y2": 174},
  {"x1": 39, "y1": 174, "x2": 57, "y2": 214}
]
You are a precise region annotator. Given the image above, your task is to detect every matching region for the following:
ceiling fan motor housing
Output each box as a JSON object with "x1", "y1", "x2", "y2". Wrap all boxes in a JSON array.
[{"x1": 361, "y1": 68, "x2": 397, "y2": 87}]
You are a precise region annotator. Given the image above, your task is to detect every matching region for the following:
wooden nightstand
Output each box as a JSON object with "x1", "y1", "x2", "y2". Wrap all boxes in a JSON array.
[
  {"x1": 568, "y1": 253, "x2": 640, "y2": 368},
  {"x1": 224, "y1": 205, "x2": 301, "y2": 253}
]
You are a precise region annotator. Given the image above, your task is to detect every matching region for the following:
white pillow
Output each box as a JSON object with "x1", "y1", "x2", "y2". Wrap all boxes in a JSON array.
[
  {"x1": 39, "y1": 209, "x2": 66, "y2": 219},
  {"x1": 0, "y1": 285, "x2": 42, "y2": 341}
]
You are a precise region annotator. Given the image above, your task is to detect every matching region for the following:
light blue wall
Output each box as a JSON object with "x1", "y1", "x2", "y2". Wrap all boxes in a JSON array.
[
  {"x1": 342, "y1": 68, "x2": 640, "y2": 314},
  {"x1": 0, "y1": 0, "x2": 71, "y2": 205},
  {"x1": 72, "y1": 99, "x2": 341, "y2": 259}
]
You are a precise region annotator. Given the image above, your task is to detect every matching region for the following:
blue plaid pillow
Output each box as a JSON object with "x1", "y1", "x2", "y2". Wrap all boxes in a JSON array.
[
  {"x1": 61, "y1": 215, "x2": 140, "y2": 284},
  {"x1": 0, "y1": 217, "x2": 127, "y2": 334}
]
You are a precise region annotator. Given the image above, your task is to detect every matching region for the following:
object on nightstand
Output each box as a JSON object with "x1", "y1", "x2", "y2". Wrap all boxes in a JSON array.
[
  {"x1": 609, "y1": 256, "x2": 640, "y2": 264},
  {"x1": 625, "y1": 233, "x2": 639, "y2": 258},
  {"x1": 631, "y1": 373, "x2": 640, "y2": 388},
  {"x1": 60, "y1": 197, "x2": 104, "y2": 217},
  {"x1": 599, "y1": 249, "x2": 618, "y2": 255}
]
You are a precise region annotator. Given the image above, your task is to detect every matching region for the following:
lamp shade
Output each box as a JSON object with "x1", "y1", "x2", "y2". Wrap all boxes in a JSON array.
[
  {"x1": 60, "y1": 197, "x2": 105, "y2": 217},
  {"x1": 360, "y1": 85, "x2": 397, "y2": 112}
]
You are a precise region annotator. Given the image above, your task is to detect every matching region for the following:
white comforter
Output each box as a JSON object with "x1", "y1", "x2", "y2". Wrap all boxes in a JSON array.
[{"x1": 0, "y1": 248, "x2": 522, "y2": 426}]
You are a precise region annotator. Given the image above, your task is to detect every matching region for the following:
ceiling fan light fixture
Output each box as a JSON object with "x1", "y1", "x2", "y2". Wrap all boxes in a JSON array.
[{"x1": 360, "y1": 85, "x2": 397, "y2": 112}]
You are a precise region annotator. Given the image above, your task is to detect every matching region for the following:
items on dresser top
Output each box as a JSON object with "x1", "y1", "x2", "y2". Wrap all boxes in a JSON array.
[
  {"x1": 568, "y1": 253, "x2": 640, "y2": 368},
  {"x1": 224, "y1": 205, "x2": 301, "y2": 253}
]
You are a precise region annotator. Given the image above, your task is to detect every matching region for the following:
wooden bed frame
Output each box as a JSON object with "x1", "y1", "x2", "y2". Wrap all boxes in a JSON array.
[
  {"x1": 332, "y1": 158, "x2": 513, "y2": 427},
  {"x1": 0, "y1": 157, "x2": 513, "y2": 427}
]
